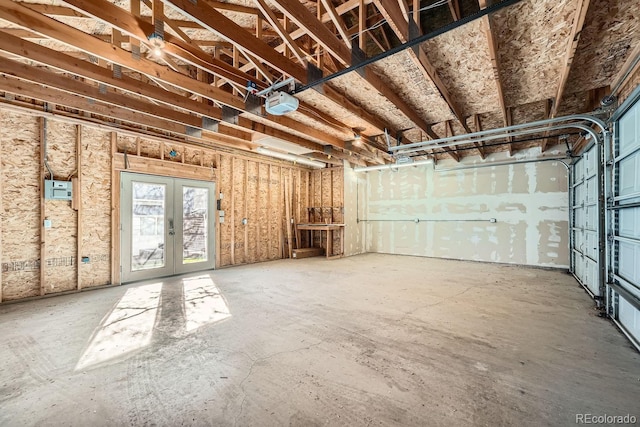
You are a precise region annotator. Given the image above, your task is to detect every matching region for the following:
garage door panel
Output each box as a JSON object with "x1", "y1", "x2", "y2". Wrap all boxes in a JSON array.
[
  {"x1": 585, "y1": 150, "x2": 597, "y2": 177},
  {"x1": 618, "y1": 297, "x2": 640, "y2": 346},
  {"x1": 618, "y1": 155, "x2": 640, "y2": 198},
  {"x1": 618, "y1": 240, "x2": 640, "y2": 286},
  {"x1": 618, "y1": 103, "x2": 639, "y2": 157},
  {"x1": 574, "y1": 185, "x2": 584, "y2": 207},
  {"x1": 609, "y1": 94, "x2": 640, "y2": 350},
  {"x1": 586, "y1": 176, "x2": 598, "y2": 204},
  {"x1": 585, "y1": 205, "x2": 597, "y2": 231},
  {"x1": 585, "y1": 259, "x2": 599, "y2": 295},
  {"x1": 571, "y1": 143, "x2": 601, "y2": 298},
  {"x1": 573, "y1": 230, "x2": 584, "y2": 251},
  {"x1": 574, "y1": 206, "x2": 585, "y2": 228},
  {"x1": 619, "y1": 207, "x2": 640, "y2": 238},
  {"x1": 585, "y1": 230, "x2": 598, "y2": 260},
  {"x1": 574, "y1": 160, "x2": 584, "y2": 182}
]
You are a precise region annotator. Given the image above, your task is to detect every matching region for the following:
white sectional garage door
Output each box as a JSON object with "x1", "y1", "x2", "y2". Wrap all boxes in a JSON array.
[
  {"x1": 608, "y1": 92, "x2": 640, "y2": 350},
  {"x1": 571, "y1": 144, "x2": 602, "y2": 298}
]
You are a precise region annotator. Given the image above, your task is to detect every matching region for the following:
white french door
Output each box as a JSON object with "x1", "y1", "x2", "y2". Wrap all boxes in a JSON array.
[{"x1": 121, "y1": 172, "x2": 215, "y2": 283}]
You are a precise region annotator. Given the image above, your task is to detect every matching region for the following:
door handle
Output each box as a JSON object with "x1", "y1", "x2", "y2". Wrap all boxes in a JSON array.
[{"x1": 169, "y1": 218, "x2": 175, "y2": 236}]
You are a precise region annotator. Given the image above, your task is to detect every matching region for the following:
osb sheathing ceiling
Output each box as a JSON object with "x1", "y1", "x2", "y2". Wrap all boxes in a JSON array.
[
  {"x1": 0, "y1": 0, "x2": 638, "y2": 163},
  {"x1": 421, "y1": 18, "x2": 499, "y2": 118}
]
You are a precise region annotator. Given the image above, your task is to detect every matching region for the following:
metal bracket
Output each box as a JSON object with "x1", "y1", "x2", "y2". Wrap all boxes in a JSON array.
[
  {"x1": 307, "y1": 63, "x2": 324, "y2": 89},
  {"x1": 202, "y1": 117, "x2": 219, "y2": 132},
  {"x1": 185, "y1": 126, "x2": 202, "y2": 138},
  {"x1": 245, "y1": 93, "x2": 262, "y2": 116},
  {"x1": 221, "y1": 105, "x2": 239, "y2": 125},
  {"x1": 351, "y1": 39, "x2": 367, "y2": 78},
  {"x1": 408, "y1": 14, "x2": 421, "y2": 55}
]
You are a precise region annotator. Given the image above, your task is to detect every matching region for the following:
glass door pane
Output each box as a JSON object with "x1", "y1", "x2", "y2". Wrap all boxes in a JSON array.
[
  {"x1": 182, "y1": 186, "x2": 209, "y2": 264},
  {"x1": 174, "y1": 179, "x2": 215, "y2": 275},
  {"x1": 121, "y1": 173, "x2": 215, "y2": 282},
  {"x1": 131, "y1": 181, "x2": 166, "y2": 271}
]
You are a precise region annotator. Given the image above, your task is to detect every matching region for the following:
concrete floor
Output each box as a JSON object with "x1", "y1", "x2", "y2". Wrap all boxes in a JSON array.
[{"x1": 0, "y1": 253, "x2": 638, "y2": 426}]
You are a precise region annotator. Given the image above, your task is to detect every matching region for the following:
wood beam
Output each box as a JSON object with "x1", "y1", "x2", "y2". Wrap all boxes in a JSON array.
[
  {"x1": 269, "y1": 0, "x2": 437, "y2": 138},
  {"x1": 0, "y1": 75, "x2": 198, "y2": 141},
  {"x1": 161, "y1": 0, "x2": 307, "y2": 82},
  {"x1": 201, "y1": 0, "x2": 269, "y2": 17},
  {"x1": 358, "y1": 0, "x2": 366, "y2": 50},
  {"x1": 0, "y1": 58, "x2": 208, "y2": 131},
  {"x1": 611, "y1": 43, "x2": 640, "y2": 93},
  {"x1": 20, "y1": 3, "x2": 85, "y2": 17},
  {"x1": 320, "y1": 0, "x2": 352, "y2": 48},
  {"x1": 0, "y1": 32, "x2": 354, "y2": 159},
  {"x1": 268, "y1": 0, "x2": 351, "y2": 67},
  {"x1": 438, "y1": 120, "x2": 460, "y2": 161},
  {"x1": 448, "y1": 0, "x2": 461, "y2": 21},
  {"x1": 479, "y1": 0, "x2": 508, "y2": 135},
  {"x1": 162, "y1": 0, "x2": 408, "y2": 147},
  {"x1": 542, "y1": 0, "x2": 590, "y2": 151},
  {"x1": 0, "y1": 0, "x2": 244, "y2": 107},
  {"x1": 254, "y1": 0, "x2": 306, "y2": 64},
  {"x1": 472, "y1": 114, "x2": 486, "y2": 159},
  {"x1": 61, "y1": 0, "x2": 252, "y2": 93},
  {"x1": 0, "y1": 3, "x2": 354, "y2": 151},
  {"x1": 550, "y1": 0, "x2": 590, "y2": 119},
  {"x1": 373, "y1": 0, "x2": 472, "y2": 132},
  {"x1": 506, "y1": 106, "x2": 513, "y2": 156}
]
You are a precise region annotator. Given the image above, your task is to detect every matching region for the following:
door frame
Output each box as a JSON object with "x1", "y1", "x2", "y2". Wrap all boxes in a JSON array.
[{"x1": 120, "y1": 172, "x2": 216, "y2": 283}]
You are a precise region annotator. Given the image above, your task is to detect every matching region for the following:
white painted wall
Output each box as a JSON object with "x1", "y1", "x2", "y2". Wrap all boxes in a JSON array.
[
  {"x1": 344, "y1": 146, "x2": 570, "y2": 268},
  {"x1": 343, "y1": 160, "x2": 367, "y2": 256}
]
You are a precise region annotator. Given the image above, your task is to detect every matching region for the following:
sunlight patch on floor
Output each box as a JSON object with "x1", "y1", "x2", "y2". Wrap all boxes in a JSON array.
[
  {"x1": 75, "y1": 283, "x2": 162, "y2": 370},
  {"x1": 183, "y1": 276, "x2": 231, "y2": 332}
]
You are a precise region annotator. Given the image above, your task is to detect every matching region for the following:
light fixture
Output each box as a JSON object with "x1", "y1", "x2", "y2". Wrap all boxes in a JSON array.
[
  {"x1": 352, "y1": 133, "x2": 363, "y2": 147},
  {"x1": 256, "y1": 147, "x2": 325, "y2": 168},
  {"x1": 148, "y1": 32, "x2": 166, "y2": 57},
  {"x1": 353, "y1": 158, "x2": 433, "y2": 173}
]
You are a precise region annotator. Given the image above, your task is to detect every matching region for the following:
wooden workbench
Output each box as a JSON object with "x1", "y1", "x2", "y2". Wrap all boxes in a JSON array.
[{"x1": 295, "y1": 223, "x2": 345, "y2": 259}]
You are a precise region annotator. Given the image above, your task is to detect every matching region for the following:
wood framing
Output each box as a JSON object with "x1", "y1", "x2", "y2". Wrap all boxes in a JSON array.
[
  {"x1": 479, "y1": 0, "x2": 509, "y2": 136},
  {"x1": 542, "y1": 0, "x2": 591, "y2": 151},
  {"x1": 39, "y1": 117, "x2": 46, "y2": 296},
  {"x1": 76, "y1": 124, "x2": 83, "y2": 290},
  {"x1": 372, "y1": 0, "x2": 471, "y2": 133}
]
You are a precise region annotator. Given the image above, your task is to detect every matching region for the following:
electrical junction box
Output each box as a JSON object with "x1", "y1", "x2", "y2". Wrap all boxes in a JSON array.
[
  {"x1": 44, "y1": 180, "x2": 73, "y2": 200},
  {"x1": 265, "y1": 92, "x2": 299, "y2": 115},
  {"x1": 395, "y1": 156, "x2": 413, "y2": 165}
]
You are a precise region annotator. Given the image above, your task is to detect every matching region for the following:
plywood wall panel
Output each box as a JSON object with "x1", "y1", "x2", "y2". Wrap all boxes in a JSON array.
[
  {"x1": 43, "y1": 120, "x2": 77, "y2": 293},
  {"x1": 246, "y1": 161, "x2": 258, "y2": 263},
  {"x1": 1, "y1": 111, "x2": 40, "y2": 300},
  {"x1": 117, "y1": 135, "x2": 137, "y2": 155},
  {"x1": 1, "y1": 108, "x2": 336, "y2": 298},
  {"x1": 257, "y1": 163, "x2": 269, "y2": 260},
  {"x1": 218, "y1": 154, "x2": 232, "y2": 266},
  {"x1": 80, "y1": 126, "x2": 111, "y2": 288},
  {"x1": 43, "y1": 201, "x2": 77, "y2": 294},
  {"x1": 271, "y1": 166, "x2": 282, "y2": 260},
  {"x1": 232, "y1": 158, "x2": 246, "y2": 265}
]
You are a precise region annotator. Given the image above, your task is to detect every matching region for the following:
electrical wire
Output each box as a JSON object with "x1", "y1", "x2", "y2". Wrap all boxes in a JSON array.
[
  {"x1": 294, "y1": 0, "x2": 523, "y2": 93},
  {"x1": 348, "y1": 0, "x2": 450, "y2": 42}
]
